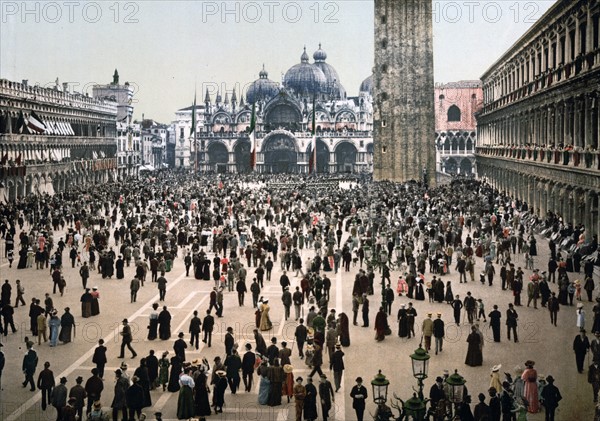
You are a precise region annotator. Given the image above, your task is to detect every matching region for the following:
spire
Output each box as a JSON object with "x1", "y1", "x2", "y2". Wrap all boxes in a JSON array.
[
  {"x1": 204, "y1": 88, "x2": 211, "y2": 104},
  {"x1": 301, "y1": 46, "x2": 309, "y2": 63},
  {"x1": 112, "y1": 69, "x2": 119, "y2": 85},
  {"x1": 259, "y1": 64, "x2": 268, "y2": 79},
  {"x1": 232, "y1": 88, "x2": 237, "y2": 103},
  {"x1": 240, "y1": 96, "x2": 245, "y2": 107},
  {"x1": 216, "y1": 90, "x2": 222, "y2": 104},
  {"x1": 224, "y1": 92, "x2": 230, "y2": 106}
]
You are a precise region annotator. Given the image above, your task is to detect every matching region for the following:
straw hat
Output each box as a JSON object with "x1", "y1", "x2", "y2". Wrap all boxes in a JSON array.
[
  {"x1": 191, "y1": 359, "x2": 201, "y2": 366},
  {"x1": 492, "y1": 364, "x2": 502, "y2": 372},
  {"x1": 283, "y1": 364, "x2": 294, "y2": 374},
  {"x1": 215, "y1": 370, "x2": 226, "y2": 376},
  {"x1": 577, "y1": 303, "x2": 584, "y2": 309}
]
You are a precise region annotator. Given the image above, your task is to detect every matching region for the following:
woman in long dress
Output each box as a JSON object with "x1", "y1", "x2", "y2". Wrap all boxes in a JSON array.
[
  {"x1": 257, "y1": 363, "x2": 271, "y2": 405},
  {"x1": 397, "y1": 305, "x2": 409, "y2": 338},
  {"x1": 193, "y1": 365, "x2": 211, "y2": 417},
  {"x1": 444, "y1": 281, "x2": 454, "y2": 304},
  {"x1": 521, "y1": 360, "x2": 540, "y2": 413},
  {"x1": 90, "y1": 287, "x2": 100, "y2": 315},
  {"x1": 168, "y1": 356, "x2": 182, "y2": 392},
  {"x1": 337, "y1": 312, "x2": 350, "y2": 347},
  {"x1": 260, "y1": 300, "x2": 273, "y2": 331},
  {"x1": 158, "y1": 306, "x2": 172, "y2": 340},
  {"x1": 148, "y1": 303, "x2": 159, "y2": 340},
  {"x1": 465, "y1": 325, "x2": 483, "y2": 367},
  {"x1": 176, "y1": 368, "x2": 195, "y2": 419},
  {"x1": 158, "y1": 352, "x2": 170, "y2": 391}
]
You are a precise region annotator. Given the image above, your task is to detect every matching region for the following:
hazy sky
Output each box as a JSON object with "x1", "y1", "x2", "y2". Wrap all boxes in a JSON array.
[{"x1": 1, "y1": 1, "x2": 556, "y2": 122}]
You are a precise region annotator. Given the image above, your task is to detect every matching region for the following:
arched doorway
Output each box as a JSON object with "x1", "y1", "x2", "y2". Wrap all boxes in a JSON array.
[
  {"x1": 207, "y1": 142, "x2": 229, "y2": 173},
  {"x1": 306, "y1": 139, "x2": 330, "y2": 174},
  {"x1": 460, "y1": 159, "x2": 473, "y2": 175},
  {"x1": 335, "y1": 142, "x2": 357, "y2": 173},
  {"x1": 262, "y1": 133, "x2": 298, "y2": 173},
  {"x1": 444, "y1": 157, "x2": 458, "y2": 174},
  {"x1": 234, "y1": 140, "x2": 251, "y2": 174}
]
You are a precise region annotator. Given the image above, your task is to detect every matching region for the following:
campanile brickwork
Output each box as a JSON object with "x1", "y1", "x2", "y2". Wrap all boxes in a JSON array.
[{"x1": 373, "y1": 0, "x2": 437, "y2": 186}]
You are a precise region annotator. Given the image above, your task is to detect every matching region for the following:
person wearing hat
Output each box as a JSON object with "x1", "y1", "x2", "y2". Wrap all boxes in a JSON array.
[
  {"x1": 350, "y1": 377, "x2": 368, "y2": 421},
  {"x1": 506, "y1": 303, "x2": 519, "y2": 343},
  {"x1": 487, "y1": 386, "x2": 501, "y2": 420},
  {"x1": 224, "y1": 326, "x2": 235, "y2": 356},
  {"x1": 154, "y1": 411, "x2": 163, "y2": 421},
  {"x1": 118, "y1": 319, "x2": 137, "y2": 359},
  {"x1": 522, "y1": 360, "x2": 539, "y2": 413},
  {"x1": 397, "y1": 304, "x2": 409, "y2": 338},
  {"x1": 330, "y1": 344, "x2": 345, "y2": 392},
  {"x1": 574, "y1": 329, "x2": 591, "y2": 373},
  {"x1": 490, "y1": 364, "x2": 502, "y2": 393},
  {"x1": 547, "y1": 292, "x2": 560, "y2": 327},
  {"x1": 429, "y1": 376, "x2": 446, "y2": 418},
  {"x1": 68, "y1": 375, "x2": 86, "y2": 420},
  {"x1": 451, "y1": 295, "x2": 463, "y2": 326},
  {"x1": 212, "y1": 369, "x2": 228, "y2": 413},
  {"x1": 293, "y1": 376, "x2": 306, "y2": 421},
  {"x1": 126, "y1": 376, "x2": 145, "y2": 419},
  {"x1": 242, "y1": 343, "x2": 256, "y2": 392},
  {"x1": 577, "y1": 302, "x2": 586, "y2": 331},
  {"x1": 224, "y1": 349, "x2": 243, "y2": 394},
  {"x1": 432, "y1": 313, "x2": 445, "y2": 355},
  {"x1": 38, "y1": 361, "x2": 57, "y2": 411},
  {"x1": 158, "y1": 352, "x2": 170, "y2": 392},
  {"x1": 61, "y1": 396, "x2": 78, "y2": 421},
  {"x1": 80, "y1": 288, "x2": 93, "y2": 318},
  {"x1": 174, "y1": 331, "x2": 188, "y2": 362},
  {"x1": 58, "y1": 307, "x2": 76, "y2": 344},
  {"x1": 84, "y1": 368, "x2": 104, "y2": 415},
  {"x1": 422, "y1": 313, "x2": 433, "y2": 352},
  {"x1": 319, "y1": 374, "x2": 335, "y2": 421},
  {"x1": 50, "y1": 377, "x2": 68, "y2": 420},
  {"x1": 473, "y1": 392, "x2": 490, "y2": 421},
  {"x1": 202, "y1": 309, "x2": 215, "y2": 347},
  {"x1": 540, "y1": 375, "x2": 562, "y2": 421},
  {"x1": 111, "y1": 368, "x2": 129, "y2": 421},
  {"x1": 21, "y1": 340, "x2": 38, "y2": 391}
]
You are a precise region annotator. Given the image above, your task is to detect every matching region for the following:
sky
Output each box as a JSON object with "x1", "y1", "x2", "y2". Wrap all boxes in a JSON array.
[{"x1": 1, "y1": 1, "x2": 556, "y2": 123}]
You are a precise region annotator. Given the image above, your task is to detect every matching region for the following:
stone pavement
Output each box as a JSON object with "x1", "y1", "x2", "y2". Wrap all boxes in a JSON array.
[{"x1": 0, "y1": 221, "x2": 595, "y2": 420}]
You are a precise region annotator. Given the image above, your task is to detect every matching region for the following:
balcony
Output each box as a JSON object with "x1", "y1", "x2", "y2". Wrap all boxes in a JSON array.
[{"x1": 476, "y1": 145, "x2": 600, "y2": 172}]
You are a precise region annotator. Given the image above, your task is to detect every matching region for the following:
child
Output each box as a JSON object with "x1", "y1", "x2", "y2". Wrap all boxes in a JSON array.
[
  {"x1": 477, "y1": 299, "x2": 487, "y2": 322},
  {"x1": 397, "y1": 276, "x2": 408, "y2": 296}
]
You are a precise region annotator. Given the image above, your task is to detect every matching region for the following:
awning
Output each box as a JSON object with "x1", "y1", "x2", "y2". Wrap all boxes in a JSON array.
[{"x1": 139, "y1": 165, "x2": 155, "y2": 171}]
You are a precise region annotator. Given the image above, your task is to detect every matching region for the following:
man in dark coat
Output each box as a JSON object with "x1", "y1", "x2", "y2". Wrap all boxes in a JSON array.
[
  {"x1": 37, "y1": 361, "x2": 55, "y2": 410},
  {"x1": 540, "y1": 375, "x2": 562, "y2": 421},
  {"x1": 318, "y1": 374, "x2": 335, "y2": 421},
  {"x1": 68, "y1": 376, "x2": 87, "y2": 420},
  {"x1": 429, "y1": 376, "x2": 446, "y2": 418},
  {"x1": 488, "y1": 387, "x2": 501, "y2": 421},
  {"x1": 126, "y1": 376, "x2": 145, "y2": 420},
  {"x1": 84, "y1": 368, "x2": 104, "y2": 415},
  {"x1": 188, "y1": 310, "x2": 202, "y2": 350},
  {"x1": 118, "y1": 319, "x2": 137, "y2": 358},
  {"x1": 304, "y1": 376, "x2": 318, "y2": 421},
  {"x1": 92, "y1": 339, "x2": 107, "y2": 379},
  {"x1": 330, "y1": 344, "x2": 345, "y2": 392},
  {"x1": 500, "y1": 381, "x2": 513, "y2": 421},
  {"x1": 267, "y1": 337, "x2": 279, "y2": 365},
  {"x1": 22, "y1": 341, "x2": 38, "y2": 391},
  {"x1": 451, "y1": 295, "x2": 463, "y2": 325},
  {"x1": 111, "y1": 368, "x2": 129, "y2": 421},
  {"x1": 224, "y1": 326, "x2": 235, "y2": 356},
  {"x1": 506, "y1": 304, "x2": 518, "y2": 343},
  {"x1": 362, "y1": 295, "x2": 369, "y2": 327},
  {"x1": 202, "y1": 309, "x2": 214, "y2": 347},
  {"x1": 488, "y1": 305, "x2": 502, "y2": 342},
  {"x1": 574, "y1": 329, "x2": 591, "y2": 373},
  {"x1": 173, "y1": 332, "x2": 188, "y2": 362},
  {"x1": 50, "y1": 377, "x2": 68, "y2": 420},
  {"x1": 295, "y1": 319, "x2": 308, "y2": 359},
  {"x1": 241, "y1": 343, "x2": 256, "y2": 392},
  {"x1": 548, "y1": 292, "x2": 560, "y2": 326},
  {"x1": 350, "y1": 377, "x2": 368, "y2": 421}
]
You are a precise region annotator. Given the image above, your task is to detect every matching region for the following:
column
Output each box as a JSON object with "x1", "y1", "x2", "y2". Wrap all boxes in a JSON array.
[{"x1": 575, "y1": 16, "x2": 581, "y2": 57}]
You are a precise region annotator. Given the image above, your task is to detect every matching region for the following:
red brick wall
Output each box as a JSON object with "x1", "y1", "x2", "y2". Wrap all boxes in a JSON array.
[{"x1": 434, "y1": 83, "x2": 483, "y2": 132}]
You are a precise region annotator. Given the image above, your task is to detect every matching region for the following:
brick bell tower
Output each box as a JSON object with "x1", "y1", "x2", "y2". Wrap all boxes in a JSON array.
[{"x1": 373, "y1": 0, "x2": 437, "y2": 187}]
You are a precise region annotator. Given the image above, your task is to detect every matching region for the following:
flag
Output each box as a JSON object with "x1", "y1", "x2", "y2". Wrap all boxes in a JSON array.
[
  {"x1": 309, "y1": 95, "x2": 317, "y2": 174},
  {"x1": 249, "y1": 102, "x2": 257, "y2": 170},
  {"x1": 190, "y1": 91, "x2": 197, "y2": 136},
  {"x1": 27, "y1": 110, "x2": 46, "y2": 133},
  {"x1": 16, "y1": 111, "x2": 28, "y2": 134}
]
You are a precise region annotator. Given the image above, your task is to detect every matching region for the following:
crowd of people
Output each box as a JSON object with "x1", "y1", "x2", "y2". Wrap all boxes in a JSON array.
[{"x1": 0, "y1": 170, "x2": 598, "y2": 421}]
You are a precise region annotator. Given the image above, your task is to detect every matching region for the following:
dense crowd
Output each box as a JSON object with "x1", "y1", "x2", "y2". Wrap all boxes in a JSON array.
[{"x1": 0, "y1": 171, "x2": 598, "y2": 421}]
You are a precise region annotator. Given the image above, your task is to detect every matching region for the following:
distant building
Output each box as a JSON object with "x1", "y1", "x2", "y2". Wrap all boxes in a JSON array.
[
  {"x1": 434, "y1": 81, "x2": 483, "y2": 177},
  {"x1": 140, "y1": 119, "x2": 169, "y2": 170},
  {"x1": 173, "y1": 45, "x2": 374, "y2": 174},
  {"x1": 0, "y1": 78, "x2": 117, "y2": 201},
  {"x1": 93, "y1": 70, "x2": 140, "y2": 179}
]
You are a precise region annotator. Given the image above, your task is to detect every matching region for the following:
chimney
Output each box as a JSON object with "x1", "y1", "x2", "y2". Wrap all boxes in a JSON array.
[
  {"x1": 22, "y1": 80, "x2": 28, "y2": 87},
  {"x1": 63, "y1": 82, "x2": 69, "y2": 93}
]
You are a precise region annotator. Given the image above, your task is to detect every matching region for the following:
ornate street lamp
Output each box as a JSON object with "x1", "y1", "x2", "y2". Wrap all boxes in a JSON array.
[
  {"x1": 410, "y1": 346, "x2": 430, "y2": 400},
  {"x1": 371, "y1": 370, "x2": 389, "y2": 405},
  {"x1": 402, "y1": 393, "x2": 428, "y2": 421},
  {"x1": 446, "y1": 369, "x2": 467, "y2": 405}
]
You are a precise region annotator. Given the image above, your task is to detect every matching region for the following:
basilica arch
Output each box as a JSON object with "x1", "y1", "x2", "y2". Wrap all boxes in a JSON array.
[
  {"x1": 234, "y1": 139, "x2": 251, "y2": 174},
  {"x1": 335, "y1": 141, "x2": 357, "y2": 173},
  {"x1": 306, "y1": 138, "x2": 330, "y2": 174},
  {"x1": 207, "y1": 142, "x2": 229, "y2": 173},
  {"x1": 261, "y1": 131, "x2": 298, "y2": 174}
]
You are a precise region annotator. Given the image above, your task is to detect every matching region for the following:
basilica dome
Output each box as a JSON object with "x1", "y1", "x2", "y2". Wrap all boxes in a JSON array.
[
  {"x1": 246, "y1": 65, "x2": 280, "y2": 104},
  {"x1": 359, "y1": 75, "x2": 374, "y2": 96},
  {"x1": 284, "y1": 47, "x2": 328, "y2": 97},
  {"x1": 312, "y1": 44, "x2": 346, "y2": 100}
]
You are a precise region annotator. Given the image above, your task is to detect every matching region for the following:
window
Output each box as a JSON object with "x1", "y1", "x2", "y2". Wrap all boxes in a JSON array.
[
  {"x1": 381, "y1": 15, "x2": 386, "y2": 24},
  {"x1": 382, "y1": 120, "x2": 387, "y2": 128},
  {"x1": 447, "y1": 105, "x2": 461, "y2": 122},
  {"x1": 439, "y1": 94, "x2": 445, "y2": 100},
  {"x1": 381, "y1": 39, "x2": 388, "y2": 49}
]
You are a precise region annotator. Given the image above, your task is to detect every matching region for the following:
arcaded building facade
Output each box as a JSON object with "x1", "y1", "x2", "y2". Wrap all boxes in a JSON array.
[
  {"x1": 477, "y1": 0, "x2": 600, "y2": 238},
  {"x1": 0, "y1": 79, "x2": 118, "y2": 201},
  {"x1": 435, "y1": 81, "x2": 482, "y2": 176},
  {"x1": 173, "y1": 46, "x2": 374, "y2": 174}
]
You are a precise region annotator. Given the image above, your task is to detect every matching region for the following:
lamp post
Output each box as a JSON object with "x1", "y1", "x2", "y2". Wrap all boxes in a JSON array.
[
  {"x1": 446, "y1": 369, "x2": 467, "y2": 418},
  {"x1": 371, "y1": 370, "x2": 392, "y2": 421},
  {"x1": 409, "y1": 346, "x2": 430, "y2": 400},
  {"x1": 402, "y1": 393, "x2": 428, "y2": 421}
]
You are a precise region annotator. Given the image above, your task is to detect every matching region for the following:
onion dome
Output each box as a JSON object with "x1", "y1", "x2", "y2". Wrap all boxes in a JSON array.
[
  {"x1": 246, "y1": 64, "x2": 280, "y2": 104},
  {"x1": 312, "y1": 43, "x2": 346, "y2": 99},
  {"x1": 359, "y1": 75, "x2": 374, "y2": 96},
  {"x1": 284, "y1": 47, "x2": 327, "y2": 97}
]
